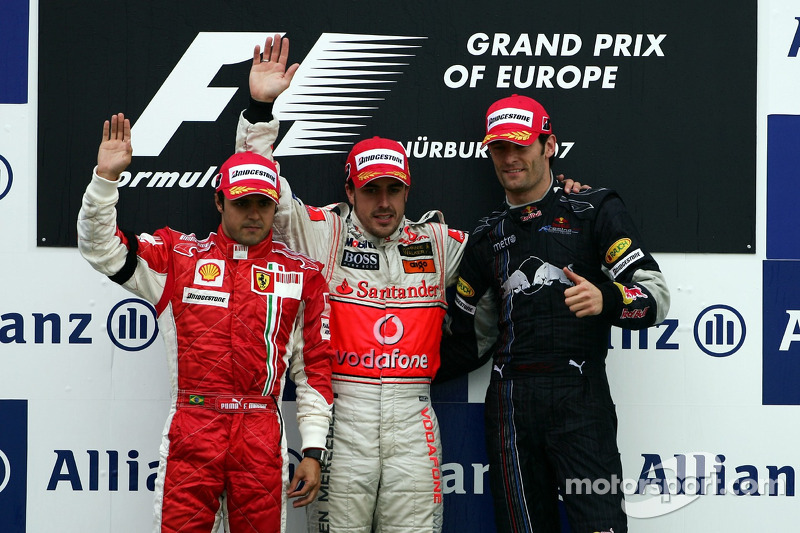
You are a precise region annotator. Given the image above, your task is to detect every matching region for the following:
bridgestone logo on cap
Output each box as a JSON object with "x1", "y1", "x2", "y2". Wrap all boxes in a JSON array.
[
  {"x1": 229, "y1": 164, "x2": 277, "y2": 186},
  {"x1": 487, "y1": 107, "x2": 534, "y2": 131},
  {"x1": 356, "y1": 148, "x2": 405, "y2": 170}
]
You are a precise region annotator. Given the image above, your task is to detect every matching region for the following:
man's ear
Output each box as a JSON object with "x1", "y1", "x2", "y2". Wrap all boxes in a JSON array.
[{"x1": 545, "y1": 135, "x2": 557, "y2": 158}]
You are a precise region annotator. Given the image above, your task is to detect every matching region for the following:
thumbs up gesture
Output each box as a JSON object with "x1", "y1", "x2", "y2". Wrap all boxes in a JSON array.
[{"x1": 562, "y1": 267, "x2": 603, "y2": 318}]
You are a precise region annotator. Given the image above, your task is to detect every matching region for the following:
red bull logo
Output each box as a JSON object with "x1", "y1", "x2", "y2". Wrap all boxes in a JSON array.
[{"x1": 615, "y1": 282, "x2": 648, "y2": 304}]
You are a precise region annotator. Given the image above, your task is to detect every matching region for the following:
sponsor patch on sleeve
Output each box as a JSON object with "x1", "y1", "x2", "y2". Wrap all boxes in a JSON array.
[
  {"x1": 614, "y1": 282, "x2": 649, "y2": 304},
  {"x1": 305, "y1": 205, "x2": 326, "y2": 221},
  {"x1": 448, "y1": 228, "x2": 466, "y2": 243},
  {"x1": 605, "y1": 238, "x2": 632, "y2": 264},
  {"x1": 457, "y1": 277, "x2": 475, "y2": 297},
  {"x1": 609, "y1": 248, "x2": 644, "y2": 279},
  {"x1": 455, "y1": 295, "x2": 477, "y2": 315}
]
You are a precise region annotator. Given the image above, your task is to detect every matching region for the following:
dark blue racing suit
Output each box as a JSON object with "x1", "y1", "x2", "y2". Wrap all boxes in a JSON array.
[{"x1": 440, "y1": 178, "x2": 670, "y2": 533}]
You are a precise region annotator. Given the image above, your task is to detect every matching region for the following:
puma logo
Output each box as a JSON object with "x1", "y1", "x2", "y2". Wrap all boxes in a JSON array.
[
  {"x1": 569, "y1": 359, "x2": 586, "y2": 375},
  {"x1": 493, "y1": 364, "x2": 505, "y2": 378}
]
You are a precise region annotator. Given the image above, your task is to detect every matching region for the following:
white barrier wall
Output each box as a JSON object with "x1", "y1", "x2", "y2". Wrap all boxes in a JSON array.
[{"x1": 1, "y1": 1, "x2": 798, "y2": 531}]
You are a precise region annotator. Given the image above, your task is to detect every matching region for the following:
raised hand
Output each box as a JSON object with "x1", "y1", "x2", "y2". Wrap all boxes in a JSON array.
[
  {"x1": 97, "y1": 113, "x2": 132, "y2": 181},
  {"x1": 249, "y1": 34, "x2": 300, "y2": 103}
]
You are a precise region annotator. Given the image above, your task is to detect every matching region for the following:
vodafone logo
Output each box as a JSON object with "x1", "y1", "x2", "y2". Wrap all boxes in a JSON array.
[{"x1": 374, "y1": 314, "x2": 404, "y2": 345}]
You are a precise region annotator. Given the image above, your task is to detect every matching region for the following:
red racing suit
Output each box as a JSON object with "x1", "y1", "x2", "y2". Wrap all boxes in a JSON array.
[
  {"x1": 236, "y1": 114, "x2": 468, "y2": 533},
  {"x1": 78, "y1": 171, "x2": 333, "y2": 533}
]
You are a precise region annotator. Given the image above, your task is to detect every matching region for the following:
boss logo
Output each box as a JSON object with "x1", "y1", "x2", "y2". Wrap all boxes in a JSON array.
[{"x1": 341, "y1": 250, "x2": 380, "y2": 270}]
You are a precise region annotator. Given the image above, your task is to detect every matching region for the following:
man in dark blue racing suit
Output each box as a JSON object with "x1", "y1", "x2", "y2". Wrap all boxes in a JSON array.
[{"x1": 440, "y1": 94, "x2": 670, "y2": 533}]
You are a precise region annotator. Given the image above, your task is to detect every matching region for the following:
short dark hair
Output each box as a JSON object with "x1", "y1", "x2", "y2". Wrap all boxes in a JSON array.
[{"x1": 538, "y1": 133, "x2": 556, "y2": 167}]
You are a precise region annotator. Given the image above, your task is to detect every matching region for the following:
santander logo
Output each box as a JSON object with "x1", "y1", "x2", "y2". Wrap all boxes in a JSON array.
[{"x1": 336, "y1": 278, "x2": 354, "y2": 295}]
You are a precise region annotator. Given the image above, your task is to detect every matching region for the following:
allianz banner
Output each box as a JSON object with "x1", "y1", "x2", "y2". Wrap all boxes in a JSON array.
[{"x1": 38, "y1": 0, "x2": 756, "y2": 253}]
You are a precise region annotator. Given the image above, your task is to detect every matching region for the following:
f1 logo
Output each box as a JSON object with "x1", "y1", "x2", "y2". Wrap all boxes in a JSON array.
[
  {"x1": 131, "y1": 32, "x2": 424, "y2": 157},
  {"x1": 132, "y1": 32, "x2": 282, "y2": 156}
]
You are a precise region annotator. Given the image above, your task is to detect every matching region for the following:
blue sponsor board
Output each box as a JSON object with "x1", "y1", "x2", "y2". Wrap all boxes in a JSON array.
[
  {"x1": 0, "y1": 0, "x2": 29, "y2": 104},
  {"x1": 763, "y1": 261, "x2": 800, "y2": 405},
  {"x1": 767, "y1": 115, "x2": 800, "y2": 259},
  {"x1": 0, "y1": 400, "x2": 27, "y2": 533}
]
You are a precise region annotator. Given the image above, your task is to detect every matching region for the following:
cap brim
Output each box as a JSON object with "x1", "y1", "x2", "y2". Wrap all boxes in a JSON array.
[
  {"x1": 353, "y1": 171, "x2": 410, "y2": 188},
  {"x1": 482, "y1": 131, "x2": 538, "y2": 147},
  {"x1": 222, "y1": 187, "x2": 279, "y2": 203}
]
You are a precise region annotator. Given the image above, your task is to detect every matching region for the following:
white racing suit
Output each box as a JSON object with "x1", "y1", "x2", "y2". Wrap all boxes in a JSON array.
[{"x1": 236, "y1": 114, "x2": 468, "y2": 532}]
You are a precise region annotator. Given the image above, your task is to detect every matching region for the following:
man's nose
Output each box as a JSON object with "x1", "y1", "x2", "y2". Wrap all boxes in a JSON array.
[{"x1": 376, "y1": 189, "x2": 391, "y2": 206}]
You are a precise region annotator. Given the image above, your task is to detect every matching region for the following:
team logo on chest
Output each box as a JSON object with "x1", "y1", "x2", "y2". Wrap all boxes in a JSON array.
[
  {"x1": 519, "y1": 205, "x2": 542, "y2": 222},
  {"x1": 251, "y1": 265, "x2": 303, "y2": 299},
  {"x1": 254, "y1": 270, "x2": 272, "y2": 293}
]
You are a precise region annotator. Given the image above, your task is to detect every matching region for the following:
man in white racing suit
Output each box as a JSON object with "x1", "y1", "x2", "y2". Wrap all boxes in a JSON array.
[{"x1": 234, "y1": 36, "x2": 467, "y2": 532}]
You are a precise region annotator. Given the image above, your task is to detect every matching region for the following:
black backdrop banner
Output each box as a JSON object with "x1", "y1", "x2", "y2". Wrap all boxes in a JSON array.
[{"x1": 39, "y1": 1, "x2": 756, "y2": 253}]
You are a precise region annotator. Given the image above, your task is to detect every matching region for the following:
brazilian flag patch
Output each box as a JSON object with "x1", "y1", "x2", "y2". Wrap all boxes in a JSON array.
[{"x1": 189, "y1": 395, "x2": 205, "y2": 406}]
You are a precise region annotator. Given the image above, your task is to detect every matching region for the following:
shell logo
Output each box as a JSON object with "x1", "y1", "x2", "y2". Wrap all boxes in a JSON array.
[{"x1": 199, "y1": 263, "x2": 222, "y2": 282}]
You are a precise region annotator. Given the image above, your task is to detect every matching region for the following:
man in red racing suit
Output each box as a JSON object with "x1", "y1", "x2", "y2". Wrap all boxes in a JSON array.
[
  {"x1": 78, "y1": 112, "x2": 333, "y2": 532},
  {"x1": 233, "y1": 36, "x2": 469, "y2": 533}
]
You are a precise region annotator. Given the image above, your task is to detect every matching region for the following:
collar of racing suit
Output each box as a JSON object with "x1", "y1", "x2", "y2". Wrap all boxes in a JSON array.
[{"x1": 212, "y1": 224, "x2": 275, "y2": 259}]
